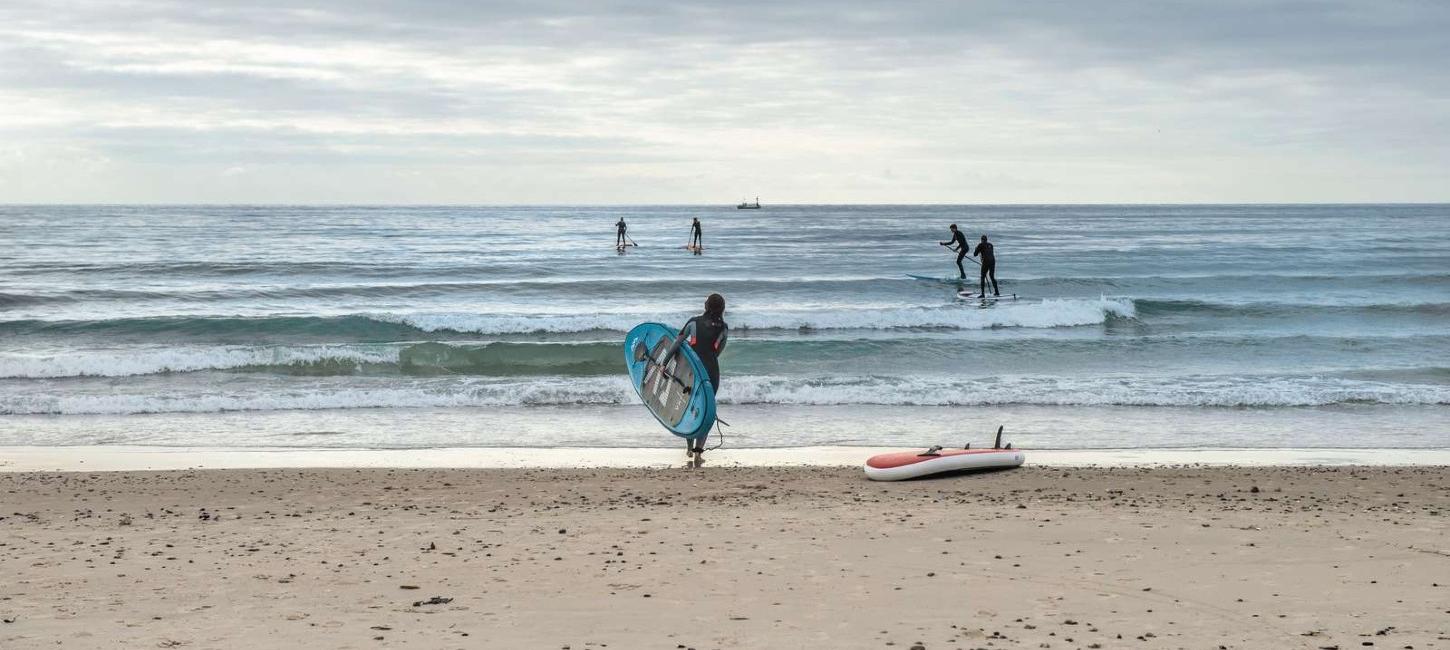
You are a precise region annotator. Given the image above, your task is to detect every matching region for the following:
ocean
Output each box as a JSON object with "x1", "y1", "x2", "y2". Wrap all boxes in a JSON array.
[{"x1": 2, "y1": 204, "x2": 1447, "y2": 451}]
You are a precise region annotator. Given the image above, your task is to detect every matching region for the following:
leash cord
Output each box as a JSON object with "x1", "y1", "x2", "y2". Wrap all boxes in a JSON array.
[{"x1": 707, "y1": 418, "x2": 726, "y2": 451}]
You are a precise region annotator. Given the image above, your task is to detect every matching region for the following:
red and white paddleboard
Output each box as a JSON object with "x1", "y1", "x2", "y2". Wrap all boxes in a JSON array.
[{"x1": 864, "y1": 447, "x2": 1025, "y2": 481}]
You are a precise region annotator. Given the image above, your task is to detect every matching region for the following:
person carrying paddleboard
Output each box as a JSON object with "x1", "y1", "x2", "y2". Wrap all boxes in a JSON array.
[
  {"x1": 689, "y1": 217, "x2": 702, "y2": 250},
  {"x1": 616, "y1": 217, "x2": 629, "y2": 248},
  {"x1": 939, "y1": 224, "x2": 971, "y2": 279},
  {"x1": 664, "y1": 293, "x2": 729, "y2": 454},
  {"x1": 973, "y1": 235, "x2": 1000, "y2": 297}
]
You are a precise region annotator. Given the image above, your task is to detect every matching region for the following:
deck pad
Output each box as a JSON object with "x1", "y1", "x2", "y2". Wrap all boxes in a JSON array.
[{"x1": 624, "y1": 322, "x2": 716, "y2": 438}]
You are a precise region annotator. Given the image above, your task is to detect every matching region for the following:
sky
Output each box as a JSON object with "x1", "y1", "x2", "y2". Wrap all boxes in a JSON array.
[{"x1": 0, "y1": 0, "x2": 1447, "y2": 204}]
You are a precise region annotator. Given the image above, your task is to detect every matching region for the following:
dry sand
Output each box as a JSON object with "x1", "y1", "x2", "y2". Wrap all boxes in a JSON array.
[{"x1": 1, "y1": 465, "x2": 1446, "y2": 649}]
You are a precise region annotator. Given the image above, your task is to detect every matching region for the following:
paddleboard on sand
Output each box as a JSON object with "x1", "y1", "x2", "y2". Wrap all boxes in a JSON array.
[
  {"x1": 623, "y1": 322, "x2": 716, "y2": 438},
  {"x1": 864, "y1": 427, "x2": 1024, "y2": 481}
]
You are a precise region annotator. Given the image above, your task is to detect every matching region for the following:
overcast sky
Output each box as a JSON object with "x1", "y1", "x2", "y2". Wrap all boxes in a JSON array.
[{"x1": 1, "y1": 0, "x2": 1447, "y2": 203}]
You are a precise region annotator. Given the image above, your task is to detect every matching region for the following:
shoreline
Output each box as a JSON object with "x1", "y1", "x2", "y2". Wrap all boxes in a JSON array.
[{"x1": 2, "y1": 444, "x2": 1448, "y2": 472}]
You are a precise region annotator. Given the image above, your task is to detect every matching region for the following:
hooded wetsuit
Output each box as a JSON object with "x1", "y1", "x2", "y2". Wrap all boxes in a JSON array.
[{"x1": 616, "y1": 219, "x2": 627, "y2": 246}]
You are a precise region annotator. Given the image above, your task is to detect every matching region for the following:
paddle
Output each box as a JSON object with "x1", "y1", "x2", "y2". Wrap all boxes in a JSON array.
[{"x1": 940, "y1": 243, "x2": 981, "y2": 265}]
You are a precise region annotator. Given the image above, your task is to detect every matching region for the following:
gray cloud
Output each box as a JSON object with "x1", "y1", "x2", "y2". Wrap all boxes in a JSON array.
[{"x1": 0, "y1": 0, "x2": 1446, "y2": 203}]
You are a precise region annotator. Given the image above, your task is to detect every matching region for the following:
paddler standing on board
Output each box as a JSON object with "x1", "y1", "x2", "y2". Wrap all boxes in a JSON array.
[
  {"x1": 973, "y1": 235, "x2": 1000, "y2": 297},
  {"x1": 664, "y1": 293, "x2": 729, "y2": 457},
  {"x1": 615, "y1": 217, "x2": 629, "y2": 249},
  {"x1": 938, "y1": 224, "x2": 971, "y2": 279},
  {"x1": 689, "y1": 217, "x2": 703, "y2": 253}
]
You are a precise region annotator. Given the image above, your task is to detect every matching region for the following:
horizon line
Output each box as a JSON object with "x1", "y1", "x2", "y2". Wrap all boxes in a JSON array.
[{"x1": 3, "y1": 201, "x2": 1448, "y2": 208}]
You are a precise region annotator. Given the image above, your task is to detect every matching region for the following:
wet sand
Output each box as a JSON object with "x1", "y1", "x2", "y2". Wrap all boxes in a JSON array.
[
  {"x1": 5, "y1": 444, "x2": 1449, "y2": 472},
  {"x1": 1, "y1": 465, "x2": 1446, "y2": 649}
]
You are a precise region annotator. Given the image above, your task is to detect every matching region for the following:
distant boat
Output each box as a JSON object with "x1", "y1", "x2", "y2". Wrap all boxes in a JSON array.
[{"x1": 736, "y1": 197, "x2": 761, "y2": 209}]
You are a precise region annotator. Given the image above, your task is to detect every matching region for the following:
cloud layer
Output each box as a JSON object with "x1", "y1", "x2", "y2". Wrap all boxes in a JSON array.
[{"x1": 1, "y1": 0, "x2": 1447, "y2": 203}]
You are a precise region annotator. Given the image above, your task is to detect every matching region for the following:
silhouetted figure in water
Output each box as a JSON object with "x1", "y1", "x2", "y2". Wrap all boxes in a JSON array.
[
  {"x1": 974, "y1": 235, "x2": 999, "y2": 297},
  {"x1": 939, "y1": 224, "x2": 970, "y2": 278}
]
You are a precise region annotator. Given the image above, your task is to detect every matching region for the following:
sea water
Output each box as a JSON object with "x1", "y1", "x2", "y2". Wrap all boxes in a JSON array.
[{"x1": 1, "y1": 204, "x2": 1446, "y2": 450}]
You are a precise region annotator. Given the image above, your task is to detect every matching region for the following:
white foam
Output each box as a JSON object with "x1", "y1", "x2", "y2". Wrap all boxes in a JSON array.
[
  {"x1": 0, "y1": 377, "x2": 639, "y2": 415},
  {"x1": 3, "y1": 372, "x2": 1447, "y2": 415},
  {"x1": 378, "y1": 298, "x2": 1136, "y2": 334},
  {"x1": 719, "y1": 374, "x2": 1450, "y2": 407},
  {"x1": 0, "y1": 345, "x2": 400, "y2": 379}
]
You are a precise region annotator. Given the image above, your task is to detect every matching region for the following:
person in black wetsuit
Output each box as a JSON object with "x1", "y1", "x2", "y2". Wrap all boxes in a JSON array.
[
  {"x1": 973, "y1": 235, "x2": 1000, "y2": 297},
  {"x1": 616, "y1": 218, "x2": 628, "y2": 248},
  {"x1": 665, "y1": 293, "x2": 729, "y2": 455},
  {"x1": 689, "y1": 217, "x2": 702, "y2": 251},
  {"x1": 939, "y1": 224, "x2": 970, "y2": 278}
]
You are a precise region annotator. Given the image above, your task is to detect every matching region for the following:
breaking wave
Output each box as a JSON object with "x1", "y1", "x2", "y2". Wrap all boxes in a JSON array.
[
  {"x1": 1, "y1": 298, "x2": 1135, "y2": 339},
  {"x1": 374, "y1": 298, "x2": 1137, "y2": 333},
  {"x1": 0, "y1": 346, "x2": 401, "y2": 379}
]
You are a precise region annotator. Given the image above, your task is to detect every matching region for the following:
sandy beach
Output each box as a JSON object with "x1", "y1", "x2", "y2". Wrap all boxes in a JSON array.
[
  {"x1": 4, "y1": 0, "x2": 1450, "y2": 646},
  {"x1": 1, "y1": 465, "x2": 1445, "y2": 649}
]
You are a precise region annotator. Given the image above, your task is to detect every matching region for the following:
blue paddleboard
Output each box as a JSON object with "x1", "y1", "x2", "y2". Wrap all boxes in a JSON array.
[{"x1": 623, "y1": 322, "x2": 717, "y2": 438}]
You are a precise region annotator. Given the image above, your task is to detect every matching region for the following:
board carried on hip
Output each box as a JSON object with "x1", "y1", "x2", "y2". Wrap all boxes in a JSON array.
[{"x1": 623, "y1": 322, "x2": 717, "y2": 438}]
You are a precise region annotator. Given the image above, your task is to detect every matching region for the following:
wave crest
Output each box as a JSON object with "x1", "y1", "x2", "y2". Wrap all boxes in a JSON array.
[
  {"x1": 0, "y1": 346, "x2": 399, "y2": 379},
  {"x1": 385, "y1": 298, "x2": 1136, "y2": 334},
  {"x1": 2, "y1": 298, "x2": 1134, "y2": 340}
]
